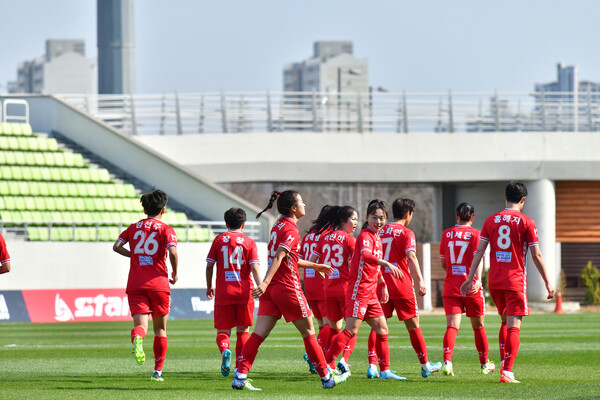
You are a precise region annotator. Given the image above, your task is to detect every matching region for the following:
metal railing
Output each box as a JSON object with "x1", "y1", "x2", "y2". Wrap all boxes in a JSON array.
[
  {"x1": 0, "y1": 220, "x2": 262, "y2": 242},
  {"x1": 58, "y1": 90, "x2": 600, "y2": 134}
]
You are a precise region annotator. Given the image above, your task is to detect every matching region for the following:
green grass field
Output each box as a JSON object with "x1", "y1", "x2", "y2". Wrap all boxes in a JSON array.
[{"x1": 1, "y1": 312, "x2": 599, "y2": 399}]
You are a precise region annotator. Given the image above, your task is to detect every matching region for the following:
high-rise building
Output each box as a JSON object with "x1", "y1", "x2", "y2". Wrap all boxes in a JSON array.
[
  {"x1": 9, "y1": 39, "x2": 95, "y2": 94},
  {"x1": 535, "y1": 63, "x2": 600, "y2": 95},
  {"x1": 283, "y1": 41, "x2": 368, "y2": 93}
]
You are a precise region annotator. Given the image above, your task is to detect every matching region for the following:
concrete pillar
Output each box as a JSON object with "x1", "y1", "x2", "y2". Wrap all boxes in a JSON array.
[{"x1": 524, "y1": 179, "x2": 556, "y2": 302}]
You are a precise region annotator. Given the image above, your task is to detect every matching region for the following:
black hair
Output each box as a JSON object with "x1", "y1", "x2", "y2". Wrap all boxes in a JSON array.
[
  {"x1": 456, "y1": 202, "x2": 475, "y2": 222},
  {"x1": 308, "y1": 204, "x2": 334, "y2": 234},
  {"x1": 333, "y1": 206, "x2": 358, "y2": 230},
  {"x1": 256, "y1": 190, "x2": 300, "y2": 219},
  {"x1": 361, "y1": 199, "x2": 387, "y2": 229},
  {"x1": 392, "y1": 198, "x2": 415, "y2": 219},
  {"x1": 505, "y1": 181, "x2": 528, "y2": 204},
  {"x1": 224, "y1": 208, "x2": 247, "y2": 229},
  {"x1": 140, "y1": 188, "x2": 168, "y2": 217}
]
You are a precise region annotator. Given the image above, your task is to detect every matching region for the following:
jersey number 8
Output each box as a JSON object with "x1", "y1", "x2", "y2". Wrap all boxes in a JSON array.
[{"x1": 497, "y1": 225, "x2": 511, "y2": 249}]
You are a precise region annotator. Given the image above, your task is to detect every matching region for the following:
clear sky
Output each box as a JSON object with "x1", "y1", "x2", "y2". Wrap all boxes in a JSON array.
[{"x1": 1, "y1": 0, "x2": 599, "y2": 94}]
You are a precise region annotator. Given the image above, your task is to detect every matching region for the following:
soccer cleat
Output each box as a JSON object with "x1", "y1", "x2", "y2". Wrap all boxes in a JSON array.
[
  {"x1": 366, "y1": 364, "x2": 379, "y2": 379},
  {"x1": 379, "y1": 370, "x2": 407, "y2": 380},
  {"x1": 303, "y1": 353, "x2": 318, "y2": 374},
  {"x1": 337, "y1": 359, "x2": 351, "y2": 376},
  {"x1": 232, "y1": 376, "x2": 262, "y2": 391},
  {"x1": 499, "y1": 370, "x2": 520, "y2": 383},
  {"x1": 132, "y1": 335, "x2": 145, "y2": 365},
  {"x1": 441, "y1": 361, "x2": 454, "y2": 376},
  {"x1": 221, "y1": 349, "x2": 232, "y2": 377},
  {"x1": 322, "y1": 372, "x2": 349, "y2": 389},
  {"x1": 481, "y1": 361, "x2": 496, "y2": 375},
  {"x1": 421, "y1": 362, "x2": 442, "y2": 378},
  {"x1": 150, "y1": 371, "x2": 164, "y2": 382}
]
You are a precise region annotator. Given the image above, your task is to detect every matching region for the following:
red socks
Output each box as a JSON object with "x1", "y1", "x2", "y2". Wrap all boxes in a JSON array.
[
  {"x1": 237, "y1": 333, "x2": 264, "y2": 375},
  {"x1": 153, "y1": 336, "x2": 168, "y2": 371},
  {"x1": 216, "y1": 332, "x2": 230, "y2": 354},
  {"x1": 473, "y1": 326, "x2": 489, "y2": 364},
  {"x1": 303, "y1": 334, "x2": 328, "y2": 378},
  {"x1": 236, "y1": 332, "x2": 248, "y2": 368},
  {"x1": 375, "y1": 333, "x2": 390, "y2": 371},
  {"x1": 326, "y1": 327, "x2": 341, "y2": 357},
  {"x1": 325, "y1": 329, "x2": 353, "y2": 366},
  {"x1": 317, "y1": 324, "x2": 330, "y2": 353},
  {"x1": 367, "y1": 329, "x2": 377, "y2": 365},
  {"x1": 503, "y1": 327, "x2": 520, "y2": 372},
  {"x1": 342, "y1": 334, "x2": 357, "y2": 362},
  {"x1": 131, "y1": 326, "x2": 146, "y2": 343},
  {"x1": 499, "y1": 322, "x2": 507, "y2": 365},
  {"x1": 409, "y1": 327, "x2": 429, "y2": 364},
  {"x1": 443, "y1": 326, "x2": 458, "y2": 362}
]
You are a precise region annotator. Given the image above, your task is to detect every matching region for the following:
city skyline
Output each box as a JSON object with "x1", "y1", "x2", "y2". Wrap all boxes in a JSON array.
[{"x1": 1, "y1": 0, "x2": 599, "y2": 94}]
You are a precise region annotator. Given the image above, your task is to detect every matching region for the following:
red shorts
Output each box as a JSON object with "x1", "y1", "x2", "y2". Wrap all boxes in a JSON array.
[
  {"x1": 307, "y1": 298, "x2": 327, "y2": 320},
  {"x1": 214, "y1": 301, "x2": 255, "y2": 330},
  {"x1": 490, "y1": 289, "x2": 529, "y2": 317},
  {"x1": 325, "y1": 296, "x2": 346, "y2": 322},
  {"x1": 258, "y1": 283, "x2": 311, "y2": 322},
  {"x1": 127, "y1": 290, "x2": 170, "y2": 317},
  {"x1": 382, "y1": 297, "x2": 419, "y2": 321},
  {"x1": 443, "y1": 292, "x2": 486, "y2": 318},
  {"x1": 345, "y1": 297, "x2": 384, "y2": 320}
]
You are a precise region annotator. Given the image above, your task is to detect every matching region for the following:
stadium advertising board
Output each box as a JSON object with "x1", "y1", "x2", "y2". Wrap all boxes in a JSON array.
[{"x1": 0, "y1": 291, "x2": 31, "y2": 323}]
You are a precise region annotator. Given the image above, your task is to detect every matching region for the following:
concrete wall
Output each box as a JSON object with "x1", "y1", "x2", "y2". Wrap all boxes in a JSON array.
[{"x1": 0, "y1": 241, "x2": 268, "y2": 291}]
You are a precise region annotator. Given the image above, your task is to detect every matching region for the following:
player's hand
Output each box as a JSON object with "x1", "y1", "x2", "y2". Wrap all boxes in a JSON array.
[
  {"x1": 546, "y1": 282, "x2": 555, "y2": 299},
  {"x1": 417, "y1": 279, "x2": 427, "y2": 296},
  {"x1": 252, "y1": 281, "x2": 269, "y2": 298},
  {"x1": 169, "y1": 273, "x2": 178, "y2": 285},
  {"x1": 380, "y1": 286, "x2": 389, "y2": 304},
  {"x1": 206, "y1": 286, "x2": 214, "y2": 299},
  {"x1": 471, "y1": 279, "x2": 482, "y2": 294},
  {"x1": 460, "y1": 281, "x2": 473, "y2": 297},
  {"x1": 385, "y1": 262, "x2": 403, "y2": 279},
  {"x1": 313, "y1": 263, "x2": 333, "y2": 276}
]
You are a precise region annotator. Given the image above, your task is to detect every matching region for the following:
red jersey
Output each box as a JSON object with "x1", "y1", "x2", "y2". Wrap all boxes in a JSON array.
[
  {"x1": 348, "y1": 227, "x2": 383, "y2": 302},
  {"x1": 118, "y1": 217, "x2": 177, "y2": 293},
  {"x1": 0, "y1": 234, "x2": 10, "y2": 266},
  {"x1": 300, "y1": 231, "x2": 326, "y2": 300},
  {"x1": 268, "y1": 217, "x2": 301, "y2": 290},
  {"x1": 206, "y1": 230, "x2": 259, "y2": 305},
  {"x1": 439, "y1": 225, "x2": 481, "y2": 297},
  {"x1": 313, "y1": 229, "x2": 356, "y2": 298},
  {"x1": 379, "y1": 222, "x2": 417, "y2": 299},
  {"x1": 481, "y1": 209, "x2": 539, "y2": 291}
]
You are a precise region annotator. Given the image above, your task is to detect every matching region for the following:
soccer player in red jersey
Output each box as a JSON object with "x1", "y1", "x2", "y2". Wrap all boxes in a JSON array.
[
  {"x1": 371, "y1": 198, "x2": 441, "y2": 378},
  {"x1": 439, "y1": 202, "x2": 495, "y2": 376},
  {"x1": 325, "y1": 200, "x2": 406, "y2": 381},
  {"x1": 206, "y1": 208, "x2": 261, "y2": 377},
  {"x1": 309, "y1": 206, "x2": 358, "y2": 375},
  {"x1": 113, "y1": 189, "x2": 178, "y2": 382},
  {"x1": 232, "y1": 190, "x2": 346, "y2": 391},
  {"x1": 0, "y1": 232, "x2": 11, "y2": 275},
  {"x1": 300, "y1": 205, "x2": 333, "y2": 373},
  {"x1": 461, "y1": 182, "x2": 555, "y2": 384}
]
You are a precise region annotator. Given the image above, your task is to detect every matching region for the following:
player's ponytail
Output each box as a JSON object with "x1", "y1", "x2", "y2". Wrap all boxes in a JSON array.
[
  {"x1": 309, "y1": 205, "x2": 337, "y2": 234},
  {"x1": 362, "y1": 199, "x2": 387, "y2": 230},
  {"x1": 256, "y1": 190, "x2": 300, "y2": 219}
]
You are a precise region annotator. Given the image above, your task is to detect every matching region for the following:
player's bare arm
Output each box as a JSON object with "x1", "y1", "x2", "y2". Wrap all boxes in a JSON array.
[
  {"x1": 251, "y1": 262, "x2": 262, "y2": 288},
  {"x1": 205, "y1": 261, "x2": 215, "y2": 299},
  {"x1": 298, "y1": 258, "x2": 333, "y2": 275},
  {"x1": 407, "y1": 250, "x2": 426, "y2": 296},
  {"x1": 252, "y1": 246, "x2": 287, "y2": 298},
  {"x1": 112, "y1": 240, "x2": 130, "y2": 258},
  {"x1": 530, "y1": 245, "x2": 556, "y2": 299},
  {"x1": 168, "y1": 245, "x2": 178, "y2": 285},
  {"x1": 379, "y1": 259, "x2": 403, "y2": 279},
  {"x1": 378, "y1": 275, "x2": 389, "y2": 304},
  {"x1": 460, "y1": 240, "x2": 487, "y2": 296},
  {"x1": 440, "y1": 258, "x2": 447, "y2": 271},
  {"x1": 0, "y1": 262, "x2": 10, "y2": 274}
]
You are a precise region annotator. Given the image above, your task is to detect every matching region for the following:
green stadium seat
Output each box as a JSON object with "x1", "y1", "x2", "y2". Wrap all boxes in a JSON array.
[
  {"x1": 86, "y1": 183, "x2": 97, "y2": 197},
  {"x1": 45, "y1": 197, "x2": 56, "y2": 211},
  {"x1": 60, "y1": 169, "x2": 72, "y2": 182},
  {"x1": 46, "y1": 138, "x2": 59, "y2": 151},
  {"x1": 5, "y1": 152, "x2": 16, "y2": 165},
  {"x1": 98, "y1": 169, "x2": 111, "y2": 182},
  {"x1": 28, "y1": 182, "x2": 40, "y2": 196},
  {"x1": 73, "y1": 197, "x2": 86, "y2": 212},
  {"x1": 38, "y1": 168, "x2": 50, "y2": 181},
  {"x1": 10, "y1": 166, "x2": 22, "y2": 180},
  {"x1": 79, "y1": 169, "x2": 91, "y2": 182},
  {"x1": 43, "y1": 153, "x2": 55, "y2": 166},
  {"x1": 37, "y1": 182, "x2": 50, "y2": 196},
  {"x1": 96, "y1": 184, "x2": 108, "y2": 197},
  {"x1": 67, "y1": 184, "x2": 78, "y2": 197},
  {"x1": 53, "y1": 153, "x2": 65, "y2": 167},
  {"x1": 64, "y1": 197, "x2": 76, "y2": 210},
  {"x1": 0, "y1": 137, "x2": 9, "y2": 150},
  {"x1": 24, "y1": 196, "x2": 36, "y2": 211},
  {"x1": 30, "y1": 211, "x2": 44, "y2": 224},
  {"x1": 8, "y1": 137, "x2": 19, "y2": 150},
  {"x1": 18, "y1": 138, "x2": 30, "y2": 151},
  {"x1": 10, "y1": 123, "x2": 23, "y2": 136},
  {"x1": 21, "y1": 166, "x2": 33, "y2": 181},
  {"x1": 33, "y1": 138, "x2": 45, "y2": 151},
  {"x1": 15, "y1": 152, "x2": 26, "y2": 165},
  {"x1": 0, "y1": 153, "x2": 6, "y2": 165},
  {"x1": 28, "y1": 227, "x2": 48, "y2": 241},
  {"x1": 22, "y1": 124, "x2": 33, "y2": 135},
  {"x1": 24, "y1": 153, "x2": 35, "y2": 166},
  {"x1": 75, "y1": 228, "x2": 94, "y2": 242},
  {"x1": 0, "y1": 181, "x2": 9, "y2": 195},
  {"x1": 73, "y1": 153, "x2": 85, "y2": 167},
  {"x1": 105, "y1": 184, "x2": 117, "y2": 198},
  {"x1": 34, "y1": 197, "x2": 46, "y2": 211},
  {"x1": 0, "y1": 122, "x2": 11, "y2": 134},
  {"x1": 70, "y1": 169, "x2": 82, "y2": 182},
  {"x1": 56, "y1": 183, "x2": 69, "y2": 197},
  {"x1": 84, "y1": 198, "x2": 96, "y2": 212},
  {"x1": 18, "y1": 182, "x2": 30, "y2": 196},
  {"x1": 0, "y1": 166, "x2": 11, "y2": 180},
  {"x1": 54, "y1": 197, "x2": 67, "y2": 211}
]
